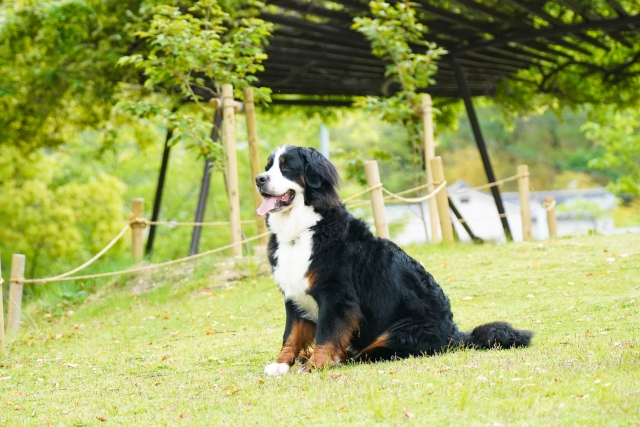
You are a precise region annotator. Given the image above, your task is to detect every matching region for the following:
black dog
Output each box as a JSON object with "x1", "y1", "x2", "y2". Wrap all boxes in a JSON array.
[{"x1": 256, "y1": 146, "x2": 532, "y2": 375}]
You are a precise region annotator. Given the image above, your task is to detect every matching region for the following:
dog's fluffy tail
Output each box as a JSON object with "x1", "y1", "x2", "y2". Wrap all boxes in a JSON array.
[{"x1": 456, "y1": 321, "x2": 533, "y2": 349}]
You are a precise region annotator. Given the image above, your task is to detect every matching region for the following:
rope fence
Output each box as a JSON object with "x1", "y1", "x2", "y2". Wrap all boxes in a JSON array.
[
  {"x1": 2, "y1": 159, "x2": 559, "y2": 338},
  {"x1": 13, "y1": 232, "x2": 270, "y2": 285},
  {"x1": 340, "y1": 162, "x2": 557, "y2": 245}
]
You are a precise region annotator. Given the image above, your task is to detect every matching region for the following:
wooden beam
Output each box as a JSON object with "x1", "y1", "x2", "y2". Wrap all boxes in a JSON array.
[
  {"x1": 555, "y1": 0, "x2": 633, "y2": 47},
  {"x1": 453, "y1": 14, "x2": 640, "y2": 54}
]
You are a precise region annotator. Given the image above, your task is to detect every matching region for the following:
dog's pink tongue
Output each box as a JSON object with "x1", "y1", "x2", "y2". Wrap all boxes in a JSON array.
[{"x1": 257, "y1": 196, "x2": 277, "y2": 216}]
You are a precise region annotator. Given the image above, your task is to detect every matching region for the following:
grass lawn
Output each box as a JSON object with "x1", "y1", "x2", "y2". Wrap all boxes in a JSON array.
[{"x1": 1, "y1": 233, "x2": 639, "y2": 426}]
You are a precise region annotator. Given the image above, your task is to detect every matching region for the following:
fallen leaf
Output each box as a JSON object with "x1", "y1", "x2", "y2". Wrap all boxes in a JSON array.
[
  {"x1": 453, "y1": 382, "x2": 463, "y2": 387},
  {"x1": 526, "y1": 294, "x2": 535, "y2": 298},
  {"x1": 337, "y1": 405, "x2": 346, "y2": 411},
  {"x1": 585, "y1": 273, "x2": 593, "y2": 277},
  {"x1": 169, "y1": 331, "x2": 181, "y2": 337},
  {"x1": 63, "y1": 363, "x2": 79, "y2": 368},
  {"x1": 10, "y1": 391, "x2": 21, "y2": 397},
  {"x1": 96, "y1": 416, "x2": 107, "y2": 422},
  {"x1": 329, "y1": 373, "x2": 342, "y2": 379},
  {"x1": 462, "y1": 296, "x2": 472, "y2": 300},
  {"x1": 154, "y1": 382, "x2": 161, "y2": 386},
  {"x1": 403, "y1": 408, "x2": 414, "y2": 419}
]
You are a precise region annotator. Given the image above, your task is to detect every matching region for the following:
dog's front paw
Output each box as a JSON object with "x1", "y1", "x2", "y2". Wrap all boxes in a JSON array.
[{"x1": 264, "y1": 362, "x2": 290, "y2": 376}]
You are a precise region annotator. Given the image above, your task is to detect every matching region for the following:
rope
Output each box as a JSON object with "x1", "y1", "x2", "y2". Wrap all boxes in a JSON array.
[
  {"x1": 342, "y1": 183, "x2": 383, "y2": 203},
  {"x1": 133, "y1": 218, "x2": 255, "y2": 227},
  {"x1": 529, "y1": 181, "x2": 557, "y2": 212},
  {"x1": 345, "y1": 200, "x2": 372, "y2": 210},
  {"x1": 45, "y1": 223, "x2": 131, "y2": 281},
  {"x1": 14, "y1": 232, "x2": 270, "y2": 284},
  {"x1": 449, "y1": 172, "x2": 529, "y2": 195},
  {"x1": 455, "y1": 211, "x2": 521, "y2": 224},
  {"x1": 381, "y1": 181, "x2": 446, "y2": 204},
  {"x1": 386, "y1": 183, "x2": 431, "y2": 198}
]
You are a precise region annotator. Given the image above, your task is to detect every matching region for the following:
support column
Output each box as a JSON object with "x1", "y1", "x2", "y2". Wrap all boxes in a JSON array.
[
  {"x1": 244, "y1": 87, "x2": 268, "y2": 246},
  {"x1": 190, "y1": 110, "x2": 223, "y2": 255},
  {"x1": 450, "y1": 58, "x2": 513, "y2": 241},
  {"x1": 146, "y1": 128, "x2": 173, "y2": 256},
  {"x1": 421, "y1": 94, "x2": 441, "y2": 243},
  {"x1": 222, "y1": 84, "x2": 243, "y2": 257}
]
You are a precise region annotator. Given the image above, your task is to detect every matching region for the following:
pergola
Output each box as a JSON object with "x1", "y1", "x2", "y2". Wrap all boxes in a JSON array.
[{"x1": 147, "y1": 0, "x2": 640, "y2": 253}]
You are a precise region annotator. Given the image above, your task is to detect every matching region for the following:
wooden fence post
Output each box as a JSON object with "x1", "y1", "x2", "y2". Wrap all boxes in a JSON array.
[
  {"x1": 0, "y1": 259, "x2": 5, "y2": 353},
  {"x1": 364, "y1": 160, "x2": 389, "y2": 239},
  {"x1": 517, "y1": 164, "x2": 532, "y2": 241},
  {"x1": 222, "y1": 84, "x2": 243, "y2": 257},
  {"x1": 430, "y1": 157, "x2": 454, "y2": 244},
  {"x1": 7, "y1": 254, "x2": 25, "y2": 332},
  {"x1": 244, "y1": 87, "x2": 268, "y2": 247},
  {"x1": 545, "y1": 196, "x2": 557, "y2": 238},
  {"x1": 421, "y1": 94, "x2": 441, "y2": 243},
  {"x1": 131, "y1": 198, "x2": 145, "y2": 261}
]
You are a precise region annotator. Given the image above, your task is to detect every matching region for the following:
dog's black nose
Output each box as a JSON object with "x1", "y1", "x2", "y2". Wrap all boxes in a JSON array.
[{"x1": 256, "y1": 174, "x2": 269, "y2": 186}]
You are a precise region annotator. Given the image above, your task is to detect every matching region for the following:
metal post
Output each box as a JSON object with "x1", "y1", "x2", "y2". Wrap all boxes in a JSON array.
[
  {"x1": 146, "y1": 128, "x2": 173, "y2": 256},
  {"x1": 190, "y1": 110, "x2": 223, "y2": 256},
  {"x1": 450, "y1": 57, "x2": 513, "y2": 241}
]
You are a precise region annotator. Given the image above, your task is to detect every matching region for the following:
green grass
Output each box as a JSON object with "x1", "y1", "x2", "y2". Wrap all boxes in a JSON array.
[{"x1": 2, "y1": 234, "x2": 639, "y2": 426}]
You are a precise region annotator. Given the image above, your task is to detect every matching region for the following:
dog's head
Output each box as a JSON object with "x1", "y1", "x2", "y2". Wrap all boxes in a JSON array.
[{"x1": 255, "y1": 145, "x2": 340, "y2": 215}]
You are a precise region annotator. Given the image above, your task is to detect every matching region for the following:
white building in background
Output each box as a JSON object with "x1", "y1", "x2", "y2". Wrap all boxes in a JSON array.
[{"x1": 387, "y1": 180, "x2": 620, "y2": 245}]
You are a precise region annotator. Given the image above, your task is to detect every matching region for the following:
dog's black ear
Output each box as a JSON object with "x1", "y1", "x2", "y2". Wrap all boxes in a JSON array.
[{"x1": 302, "y1": 148, "x2": 339, "y2": 189}]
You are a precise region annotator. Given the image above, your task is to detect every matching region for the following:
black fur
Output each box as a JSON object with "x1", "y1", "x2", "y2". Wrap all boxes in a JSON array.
[{"x1": 264, "y1": 146, "x2": 532, "y2": 368}]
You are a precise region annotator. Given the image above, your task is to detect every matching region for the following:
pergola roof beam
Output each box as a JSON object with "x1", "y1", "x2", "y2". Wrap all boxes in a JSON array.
[
  {"x1": 503, "y1": 0, "x2": 610, "y2": 50},
  {"x1": 453, "y1": 13, "x2": 640, "y2": 54},
  {"x1": 555, "y1": 0, "x2": 633, "y2": 47}
]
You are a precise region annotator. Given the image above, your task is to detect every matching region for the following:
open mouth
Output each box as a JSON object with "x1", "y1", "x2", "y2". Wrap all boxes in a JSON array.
[{"x1": 257, "y1": 190, "x2": 296, "y2": 216}]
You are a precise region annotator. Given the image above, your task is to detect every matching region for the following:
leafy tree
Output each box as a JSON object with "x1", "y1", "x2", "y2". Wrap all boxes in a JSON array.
[
  {"x1": 116, "y1": 0, "x2": 273, "y2": 160},
  {"x1": 0, "y1": 0, "x2": 142, "y2": 151},
  {"x1": 352, "y1": 0, "x2": 447, "y2": 169},
  {"x1": 583, "y1": 107, "x2": 640, "y2": 196}
]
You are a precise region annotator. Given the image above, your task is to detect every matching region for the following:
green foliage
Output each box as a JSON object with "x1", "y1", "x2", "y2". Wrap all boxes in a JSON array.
[
  {"x1": 583, "y1": 107, "x2": 640, "y2": 196},
  {"x1": 0, "y1": 145, "x2": 126, "y2": 282},
  {"x1": 116, "y1": 0, "x2": 273, "y2": 159},
  {"x1": 0, "y1": 0, "x2": 141, "y2": 151},
  {"x1": 352, "y1": 0, "x2": 446, "y2": 162}
]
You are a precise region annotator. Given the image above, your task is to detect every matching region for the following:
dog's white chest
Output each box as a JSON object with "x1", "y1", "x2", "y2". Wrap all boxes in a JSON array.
[{"x1": 273, "y1": 230, "x2": 319, "y2": 322}]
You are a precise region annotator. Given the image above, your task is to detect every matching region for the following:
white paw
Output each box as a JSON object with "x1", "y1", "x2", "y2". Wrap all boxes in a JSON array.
[{"x1": 264, "y1": 362, "x2": 290, "y2": 376}]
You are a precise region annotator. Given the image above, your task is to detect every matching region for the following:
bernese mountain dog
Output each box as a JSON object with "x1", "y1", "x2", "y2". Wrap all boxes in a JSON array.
[{"x1": 256, "y1": 145, "x2": 532, "y2": 375}]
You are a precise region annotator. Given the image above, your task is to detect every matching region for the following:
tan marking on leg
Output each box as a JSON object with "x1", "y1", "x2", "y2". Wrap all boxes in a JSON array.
[
  {"x1": 275, "y1": 321, "x2": 316, "y2": 365},
  {"x1": 306, "y1": 313, "x2": 360, "y2": 370},
  {"x1": 357, "y1": 332, "x2": 389, "y2": 359}
]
